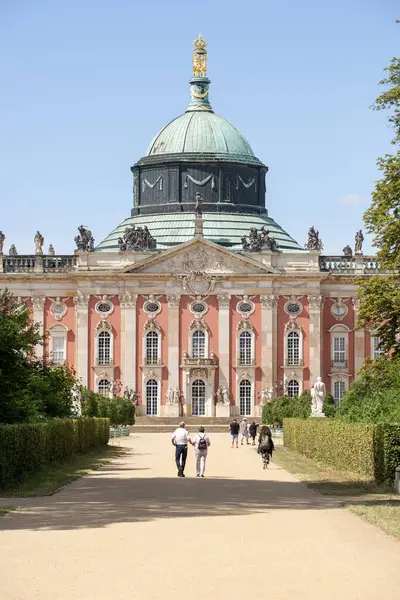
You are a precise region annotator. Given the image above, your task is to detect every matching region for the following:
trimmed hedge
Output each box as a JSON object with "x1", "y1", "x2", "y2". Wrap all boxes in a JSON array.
[
  {"x1": 283, "y1": 418, "x2": 400, "y2": 486},
  {"x1": 0, "y1": 418, "x2": 109, "y2": 489}
]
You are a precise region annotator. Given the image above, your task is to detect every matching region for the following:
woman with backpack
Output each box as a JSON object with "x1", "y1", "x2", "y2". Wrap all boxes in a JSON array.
[
  {"x1": 193, "y1": 426, "x2": 211, "y2": 477},
  {"x1": 257, "y1": 425, "x2": 274, "y2": 469}
]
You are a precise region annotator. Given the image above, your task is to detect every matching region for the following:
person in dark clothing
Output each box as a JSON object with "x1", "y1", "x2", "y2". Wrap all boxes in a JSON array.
[
  {"x1": 257, "y1": 425, "x2": 275, "y2": 468},
  {"x1": 249, "y1": 421, "x2": 259, "y2": 445},
  {"x1": 229, "y1": 419, "x2": 240, "y2": 448}
]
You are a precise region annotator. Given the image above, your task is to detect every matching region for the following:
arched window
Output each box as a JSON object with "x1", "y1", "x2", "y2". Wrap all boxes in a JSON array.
[
  {"x1": 239, "y1": 379, "x2": 252, "y2": 415},
  {"x1": 146, "y1": 379, "x2": 158, "y2": 415},
  {"x1": 192, "y1": 379, "x2": 206, "y2": 416},
  {"x1": 145, "y1": 331, "x2": 159, "y2": 365},
  {"x1": 98, "y1": 379, "x2": 110, "y2": 397},
  {"x1": 287, "y1": 332, "x2": 300, "y2": 366},
  {"x1": 239, "y1": 331, "x2": 252, "y2": 366},
  {"x1": 287, "y1": 380, "x2": 299, "y2": 398},
  {"x1": 192, "y1": 330, "x2": 206, "y2": 358},
  {"x1": 98, "y1": 331, "x2": 111, "y2": 366}
]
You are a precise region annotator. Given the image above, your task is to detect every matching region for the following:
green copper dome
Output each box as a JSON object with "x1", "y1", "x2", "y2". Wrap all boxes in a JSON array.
[{"x1": 146, "y1": 110, "x2": 262, "y2": 166}]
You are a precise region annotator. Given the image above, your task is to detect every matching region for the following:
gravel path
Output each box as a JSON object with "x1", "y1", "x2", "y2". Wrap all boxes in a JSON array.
[{"x1": 0, "y1": 432, "x2": 399, "y2": 600}]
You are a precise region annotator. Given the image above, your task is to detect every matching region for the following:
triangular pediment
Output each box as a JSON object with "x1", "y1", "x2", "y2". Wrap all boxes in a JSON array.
[{"x1": 120, "y1": 238, "x2": 277, "y2": 275}]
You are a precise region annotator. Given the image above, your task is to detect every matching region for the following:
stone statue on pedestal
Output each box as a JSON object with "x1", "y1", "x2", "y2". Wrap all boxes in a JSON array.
[
  {"x1": 310, "y1": 377, "x2": 326, "y2": 417},
  {"x1": 34, "y1": 231, "x2": 44, "y2": 254},
  {"x1": 354, "y1": 230, "x2": 364, "y2": 255},
  {"x1": 166, "y1": 387, "x2": 174, "y2": 405},
  {"x1": 260, "y1": 387, "x2": 273, "y2": 404},
  {"x1": 173, "y1": 386, "x2": 181, "y2": 404},
  {"x1": 0, "y1": 231, "x2": 5, "y2": 253}
]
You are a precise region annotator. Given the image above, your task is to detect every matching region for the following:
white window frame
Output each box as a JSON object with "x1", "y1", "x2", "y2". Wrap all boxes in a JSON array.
[
  {"x1": 329, "y1": 324, "x2": 349, "y2": 367},
  {"x1": 97, "y1": 378, "x2": 111, "y2": 398},
  {"x1": 287, "y1": 379, "x2": 300, "y2": 398},
  {"x1": 331, "y1": 376, "x2": 348, "y2": 406},
  {"x1": 286, "y1": 331, "x2": 301, "y2": 366},
  {"x1": 96, "y1": 330, "x2": 113, "y2": 366},
  {"x1": 238, "y1": 378, "x2": 253, "y2": 416},
  {"x1": 144, "y1": 330, "x2": 161, "y2": 365},
  {"x1": 191, "y1": 378, "x2": 207, "y2": 416},
  {"x1": 371, "y1": 335, "x2": 384, "y2": 359},
  {"x1": 49, "y1": 324, "x2": 68, "y2": 364},
  {"x1": 237, "y1": 330, "x2": 255, "y2": 366},
  {"x1": 145, "y1": 378, "x2": 159, "y2": 416},
  {"x1": 284, "y1": 324, "x2": 303, "y2": 366},
  {"x1": 190, "y1": 328, "x2": 208, "y2": 358}
]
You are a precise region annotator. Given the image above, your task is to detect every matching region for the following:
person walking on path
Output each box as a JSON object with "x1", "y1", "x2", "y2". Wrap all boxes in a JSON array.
[
  {"x1": 229, "y1": 419, "x2": 240, "y2": 448},
  {"x1": 239, "y1": 418, "x2": 250, "y2": 445},
  {"x1": 249, "y1": 421, "x2": 259, "y2": 445},
  {"x1": 257, "y1": 425, "x2": 275, "y2": 468},
  {"x1": 193, "y1": 426, "x2": 211, "y2": 477},
  {"x1": 171, "y1": 421, "x2": 192, "y2": 477}
]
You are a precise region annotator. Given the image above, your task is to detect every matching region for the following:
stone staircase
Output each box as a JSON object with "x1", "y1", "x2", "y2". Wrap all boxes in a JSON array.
[{"x1": 131, "y1": 416, "x2": 261, "y2": 434}]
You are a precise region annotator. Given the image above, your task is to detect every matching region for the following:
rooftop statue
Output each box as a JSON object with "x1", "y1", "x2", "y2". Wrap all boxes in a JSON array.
[
  {"x1": 242, "y1": 226, "x2": 279, "y2": 252},
  {"x1": 342, "y1": 245, "x2": 353, "y2": 257},
  {"x1": 118, "y1": 225, "x2": 157, "y2": 252},
  {"x1": 75, "y1": 225, "x2": 95, "y2": 252},
  {"x1": 192, "y1": 33, "x2": 207, "y2": 78},
  {"x1": 34, "y1": 231, "x2": 44, "y2": 254},
  {"x1": 194, "y1": 192, "x2": 203, "y2": 218},
  {"x1": 9, "y1": 244, "x2": 18, "y2": 256},
  {"x1": 48, "y1": 244, "x2": 55, "y2": 256},
  {"x1": 355, "y1": 229, "x2": 364, "y2": 255},
  {"x1": 305, "y1": 226, "x2": 323, "y2": 251},
  {"x1": 0, "y1": 231, "x2": 5, "y2": 253}
]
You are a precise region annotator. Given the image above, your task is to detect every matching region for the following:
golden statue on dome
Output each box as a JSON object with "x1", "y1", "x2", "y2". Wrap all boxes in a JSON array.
[{"x1": 192, "y1": 34, "x2": 207, "y2": 77}]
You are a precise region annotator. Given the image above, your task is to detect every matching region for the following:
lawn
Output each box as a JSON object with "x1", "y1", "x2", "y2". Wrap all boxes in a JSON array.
[
  {"x1": 272, "y1": 446, "x2": 400, "y2": 539},
  {"x1": 0, "y1": 444, "x2": 130, "y2": 497}
]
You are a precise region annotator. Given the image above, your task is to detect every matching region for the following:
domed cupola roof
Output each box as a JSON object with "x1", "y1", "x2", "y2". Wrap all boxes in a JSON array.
[
  {"x1": 96, "y1": 35, "x2": 303, "y2": 253},
  {"x1": 141, "y1": 35, "x2": 263, "y2": 167}
]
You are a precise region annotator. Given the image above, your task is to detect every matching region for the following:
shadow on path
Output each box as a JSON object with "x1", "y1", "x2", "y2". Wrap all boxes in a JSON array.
[{"x1": 0, "y1": 472, "x2": 351, "y2": 532}]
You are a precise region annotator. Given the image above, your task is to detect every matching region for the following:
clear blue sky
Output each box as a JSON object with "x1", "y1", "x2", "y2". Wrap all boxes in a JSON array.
[{"x1": 0, "y1": 0, "x2": 398, "y2": 255}]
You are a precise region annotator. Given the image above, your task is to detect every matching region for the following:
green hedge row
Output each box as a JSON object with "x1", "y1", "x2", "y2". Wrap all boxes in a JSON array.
[
  {"x1": 0, "y1": 418, "x2": 109, "y2": 489},
  {"x1": 283, "y1": 418, "x2": 400, "y2": 486}
]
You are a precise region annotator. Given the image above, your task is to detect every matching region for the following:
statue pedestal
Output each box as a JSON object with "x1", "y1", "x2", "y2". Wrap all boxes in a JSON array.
[
  {"x1": 216, "y1": 404, "x2": 230, "y2": 418},
  {"x1": 310, "y1": 412, "x2": 326, "y2": 418},
  {"x1": 164, "y1": 404, "x2": 180, "y2": 418}
]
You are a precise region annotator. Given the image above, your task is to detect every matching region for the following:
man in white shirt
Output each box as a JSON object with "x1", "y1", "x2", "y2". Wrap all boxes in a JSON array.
[
  {"x1": 193, "y1": 426, "x2": 211, "y2": 477},
  {"x1": 171, "y1": 421, "x2": 192, "y2": 477}
]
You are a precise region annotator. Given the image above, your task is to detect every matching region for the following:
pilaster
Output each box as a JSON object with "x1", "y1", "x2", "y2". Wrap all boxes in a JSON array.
[
  {"x1": 73, "y1": 292, "x2": 90, "y2": 387},
  {"x1": 31, "y1": 296, "x2": 46, "y2": 359},
  {"x1": 260, "y1": 294, "x2": 277, "y2": 390},
  {"x1": 217, "y1": 294, "x2": 230, "y2": 391},
  {"x1": 167, "y1": 294, "x2": 180, "y2": 390},
  {"x1": 308, "y1": 294, "x2": 323, "y2": 382},
  {"x1": 120, "y1": 291, "x2": 137, "y2": 392},
  {"x1": 352, "y1": 298, "x2": 365, "y2": 379}
]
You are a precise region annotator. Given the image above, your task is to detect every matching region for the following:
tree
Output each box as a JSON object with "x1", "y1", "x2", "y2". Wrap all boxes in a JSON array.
[
  {"x1": 0, "y1": 289, "x2": 77, "y2": 423},
  {"x1": 357, "y1": 32, "x2": 400, "y2": 354}
]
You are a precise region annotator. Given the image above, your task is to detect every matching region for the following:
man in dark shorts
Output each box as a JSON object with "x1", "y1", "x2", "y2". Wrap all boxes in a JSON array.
[{"x1": 229, "y1": 419, "x2": 240, "y2": 448}]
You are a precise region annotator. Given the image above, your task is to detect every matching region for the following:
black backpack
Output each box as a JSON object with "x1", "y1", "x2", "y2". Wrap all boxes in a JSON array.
[{"x1": 198, "y1": 434, "x2": 208, "y2": 450}]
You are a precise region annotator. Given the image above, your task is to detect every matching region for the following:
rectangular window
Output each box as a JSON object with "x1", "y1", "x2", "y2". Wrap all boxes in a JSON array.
[
  {"x1": 192, "y1": 331, "x2": 206, "y2": 358},
  {"x1": 239, "y1": 332, "x2": 252, "y2": 366},
  {"x1": 372, "y1": 336, "x2": 384, "y2": 359},
  {"x1": 333, "y1": 380, "x2": 346, "y2": 405},
  {"x1": 52, "y1": 336, "x2": 65, "y2": 364},
  {"x1": 333, "y1": 337, "x2": 346, "y2": 363}
]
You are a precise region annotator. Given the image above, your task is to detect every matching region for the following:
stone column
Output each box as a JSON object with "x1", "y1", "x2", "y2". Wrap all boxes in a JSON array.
[
  {"x1": 260, "y1": 294, "x2": 277, "y2": 391},
  {"x1": 120, "y1": 291, "x2": 137, "y2": 392},
  {"x1": 217, "y1": 294, "x2": 231, "y2": 390},
  {"x1": 352, "y1": 298, "x2": 365, "y2": 379},
  {"x1": 166, "y1": 294, "x2": 181, "y2": 390},
  {"x1": 31, "y1": 296, "x2": 46, "y2": 359},
  {"x1": 73, "y1": 292, "x2": 90, "y2": 387},
  {"x1": 308, "y1": 295, "x2": 323, "y2": 383}
]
